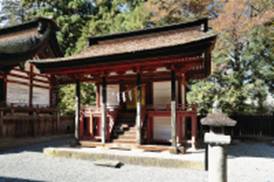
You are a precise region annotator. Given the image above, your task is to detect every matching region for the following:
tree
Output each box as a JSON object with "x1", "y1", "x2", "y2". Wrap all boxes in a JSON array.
[
  {"x1": 58, "y1": 83, "x2": 96, "y2": 115},
  {"x1": 22, "y1": 0, "x2": 96, "y2": 56},
  {"x1": 188, "y1": 0, "x2": 274, "y2": 115},
  {"x1": 145, "y1": 0, "x2": 216, "y2": 25},
  {"x1": 0, "y1": 0, "x2": 25, "y2": 27},
  {"x1": 75, "y1": 0, "x2": 151, "y2": 52}
]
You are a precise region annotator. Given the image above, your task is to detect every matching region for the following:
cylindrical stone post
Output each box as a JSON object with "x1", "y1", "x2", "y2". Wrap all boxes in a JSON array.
[{"x1": 208, "y1": 144, "x2": 227, "y2": 182}]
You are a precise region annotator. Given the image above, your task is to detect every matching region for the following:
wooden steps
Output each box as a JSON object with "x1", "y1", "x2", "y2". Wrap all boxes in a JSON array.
[
  {"x1": 138, "y1": 145, "x2": 172, "y2": 152},
  {"x1": 79, "y1": 140, "x2": 105, "y2": 148},
  {"x1": 111, "y1": 111, "x2": 137, "y2": 144}
]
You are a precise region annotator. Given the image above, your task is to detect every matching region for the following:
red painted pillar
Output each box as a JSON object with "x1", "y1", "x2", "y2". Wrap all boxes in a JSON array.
[
  {"x1": 147, "y1": 115, "x2": 153, "y2": 144},
  {"x1": 89, "y1": 113, "x2": 94, "y2": 138},
  {"x1": 178, "y1": 115, "x2": 182, "y2": 144},
  {"x1": 95, "y1": 83, "x2": 100, "y2": 110},
  {"x1": 79, "y1": 113, "x2": 84, "y2": 139}
]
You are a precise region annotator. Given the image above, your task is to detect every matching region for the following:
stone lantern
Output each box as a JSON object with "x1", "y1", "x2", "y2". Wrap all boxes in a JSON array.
[{"x1": 201, "y1": 112, "x2": 237, "y2": 182}]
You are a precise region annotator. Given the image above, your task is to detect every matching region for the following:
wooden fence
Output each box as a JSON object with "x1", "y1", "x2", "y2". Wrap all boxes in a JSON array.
[
  {"x1": 0, "y1": 106, "x2": 74, "y2": 138},
  {"x1": 198, "y1": 114, "x2": 274, "y2": 139},
  {"x1": 231, "y1": 115, "x2": 274, "y2": 138}
]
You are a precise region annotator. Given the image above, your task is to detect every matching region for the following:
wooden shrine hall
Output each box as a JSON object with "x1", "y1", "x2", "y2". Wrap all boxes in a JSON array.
[
  {"x1": 32, "y1": 18, "x2": 217, "y2": 152},
  {"x1": 0, "y1": 18, "x2": 64, "y2": 137}
]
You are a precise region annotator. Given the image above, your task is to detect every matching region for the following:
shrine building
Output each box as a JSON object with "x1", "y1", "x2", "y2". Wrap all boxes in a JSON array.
[
  {"x1": 0, "y1": 18, "x2": 63, "y2": 137},
  {"x1": 32, "y1": 17, "x2": 217, "y2": 152}
]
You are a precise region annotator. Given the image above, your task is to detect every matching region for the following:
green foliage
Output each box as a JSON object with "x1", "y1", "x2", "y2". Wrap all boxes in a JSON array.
[
  {"x1": 187, "y1": 81, "x2": 217, "y2": 115},
  {"x1": 1, "y1": 0, "x2": 273, "y2": 115},
  {"x1": 75, "y1": 0, "x2": 151, "y2": 52},
  {"x1": 58, "y1": 83, "x2": 96, "y2": 115},
  {"x1": 188, "y1": 25, "x2": 274, "y2": 115},
  {"x1": 0, "y1": 0, "x2": 25, "y2": 26},
  {"x1": 21, "y1": 0, "x2": 96, "y2": 56}
]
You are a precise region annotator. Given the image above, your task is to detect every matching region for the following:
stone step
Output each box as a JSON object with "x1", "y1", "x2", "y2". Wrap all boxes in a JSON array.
[
  {"x1": 117, "y1": 134, "x2": 136, "y2": 140},
  {"x1": 112, "y1": 138, "x2": 136, "y2": 144},
  {"x1": 107, "y1": 143, "x2": 136, "y2": 150}
]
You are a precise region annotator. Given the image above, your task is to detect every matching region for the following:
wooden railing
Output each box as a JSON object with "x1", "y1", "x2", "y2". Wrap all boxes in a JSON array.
[
  {"x1": 144, "y1": 104, "x2": 198, "y2": 147},
  {"x1": 80, "y1": 106, "x2": 120, "y2": 141},
  {"x1": 0, "y1": 106, "x2": 73, "y2": 138}
]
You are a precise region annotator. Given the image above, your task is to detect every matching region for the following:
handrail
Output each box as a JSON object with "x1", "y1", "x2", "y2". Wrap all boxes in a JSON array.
[
  {"x1": 146, "y1": 104, "x2": 197, "y2": 112},
  {"x1": 0, "y1": 105, "x2": 58, "y2": 113}
]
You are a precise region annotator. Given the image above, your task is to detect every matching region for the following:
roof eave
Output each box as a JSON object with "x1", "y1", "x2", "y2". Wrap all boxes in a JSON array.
[{"x1": 33, "y1": 35, "x2": 217, "y2": 73}]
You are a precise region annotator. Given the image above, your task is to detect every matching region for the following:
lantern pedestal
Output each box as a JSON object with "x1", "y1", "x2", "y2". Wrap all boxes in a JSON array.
[{"x1": 201, "y1": 112, "x2": 237, "y2": 182}]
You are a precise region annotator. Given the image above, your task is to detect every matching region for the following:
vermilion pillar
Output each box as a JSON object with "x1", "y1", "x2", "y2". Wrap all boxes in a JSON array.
[{"x1": 95, "y1": 83, "x2": 100, "y2": 110}]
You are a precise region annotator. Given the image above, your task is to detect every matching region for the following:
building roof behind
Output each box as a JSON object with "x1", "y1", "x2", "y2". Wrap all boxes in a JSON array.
[{"x1": 0, "y1": 17, "x2": 62, "y2": 71}]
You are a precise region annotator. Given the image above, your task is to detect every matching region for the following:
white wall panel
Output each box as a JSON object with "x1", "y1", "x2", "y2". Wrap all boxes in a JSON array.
[
  {"x1": 7, "y1": 82, "x2": 29, "y2": 106},
  {"x1": 153, "y1": 116, "x2": 171, "y2": 142},
  {"x1": 106, "y1": 84, "x2": 119, "y2": 107},
  {"x1": 153, "y1": 81, "x2": 171, "y2": 107},
  {"x1": 33, "y1": 87, "x2": 50, "y2": 106}
]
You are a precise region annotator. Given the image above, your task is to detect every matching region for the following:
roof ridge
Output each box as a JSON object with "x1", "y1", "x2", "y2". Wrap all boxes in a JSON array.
[
  {"x1": 0, "y1": 17, "x2": 58, "y2": 36},
  {"x1": 89, "y1": 17, "x2": 208, "y2": 45}
]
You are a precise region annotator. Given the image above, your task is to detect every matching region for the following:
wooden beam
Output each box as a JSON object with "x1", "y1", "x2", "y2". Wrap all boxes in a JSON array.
[
  {"x1": 0, "y1": 110, "x2": 3, "y2": 137},
  {"x1": 6, "y1": 79, "x2": 50, "y2": 89},
  {"x1": 55, "y1": 59, "x2": 204, "y2": 85},
  {"x1": 75, "y1": 80, "x2": 81, "y2": 141},
  {"x1": 171, "y1": 70, "x2": 178, "y2": 153},
  {"x1": 101, "y1": 76, "x2": 107, "y2": 144},
  {"x1": 136, "y1": 73, "x2": 142, "y2": 145},
  {"x1": 95, "y1": 83, "x2": 100, "y2": 110},
  {"x1": 0, "y1": 74, "x2": 7, "y2": 106},
  {"x1": 43, "y1": 55, "x2": 203, "y2": 75},
  {"x1": 29, "y1": 64, "x2": 34, "y2": 107}
]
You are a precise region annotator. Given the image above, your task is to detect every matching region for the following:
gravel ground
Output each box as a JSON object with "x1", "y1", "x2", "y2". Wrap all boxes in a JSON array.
[{"x1": 0, "y1": 138, "x2": 274, "y2": 182}]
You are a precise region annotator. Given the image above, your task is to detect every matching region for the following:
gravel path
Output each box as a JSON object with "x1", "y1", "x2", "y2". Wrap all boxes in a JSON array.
[{"x1": 0, "y1": 138, "x2": 274, "y2": 182}]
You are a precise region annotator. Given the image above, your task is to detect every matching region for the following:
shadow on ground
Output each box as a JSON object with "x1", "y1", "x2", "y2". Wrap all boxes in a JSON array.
[
  {"x1": 228, "y1": 141, "x2": 274, "y2": 158},
  {"x1": 0, "y1": 176, "x2": 44, "y2": 182},
  {"x1": 0, "y1": 136, "x2": 72, "y2": 155}
]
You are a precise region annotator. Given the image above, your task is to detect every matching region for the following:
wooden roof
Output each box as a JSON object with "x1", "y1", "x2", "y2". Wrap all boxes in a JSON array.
[
  {"x1": 0, "y1": 17, "x2": 62, "y2": 71},
  {"x1": 31, "y1": 18, "x2": 217, "y2": 82}
]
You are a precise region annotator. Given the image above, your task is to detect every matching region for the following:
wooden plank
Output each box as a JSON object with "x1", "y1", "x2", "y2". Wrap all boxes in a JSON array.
[
  {"x1": 44, "y1": 55, "x2": 203, "y2": 75},
  {"x1": 29, "y1": 64, "x2": 33, "y2": 107},
  {"x1": 0, "y1": 110, "x2": 3, "y2": 137}
]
